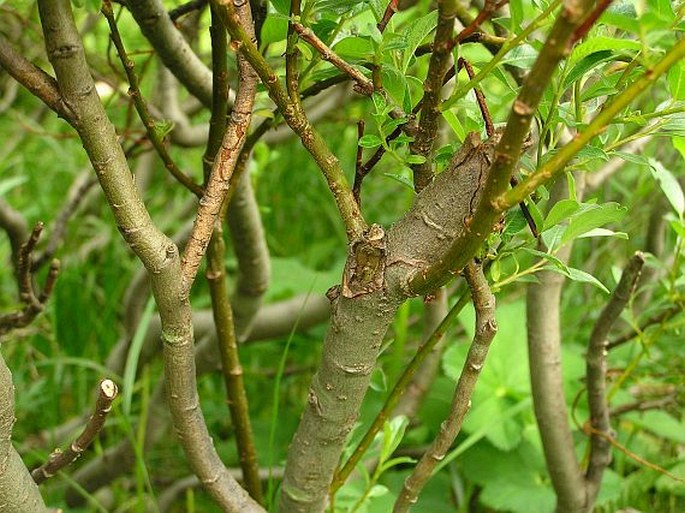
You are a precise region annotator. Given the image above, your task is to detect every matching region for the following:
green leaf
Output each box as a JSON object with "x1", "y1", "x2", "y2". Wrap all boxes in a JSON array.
[
  {"x1": 334, "y1": 36, "x2": 373, "y2": 61},
  {"x1": 381, "y1": 65, "x2": 406, "y2": 107},
  {"x1": 269, "y1": 0, "x2": 290, "y2": 16},
  {"x1": 563, "y1": 50, "x2": 614, "y2": 89},
  {"x1": 648, "y1": 158, "x2": 685, "y2": 216},
  {"x1": 383, "y1": 170, "x2": 415, "y2": 190},
  {"x1": 443, "y1": 110, "x2": 465, "y2": 141},
  {"x1": 379, "y1": 416, "x2": 409, "y2": 463},
  {"x1": 123, "y1": 297, "x2": 155, "y2": 416},
  {"x1": 405, "y1": 154, "x2": 426, "y2": 165},
  {"x1": 569, "y1": 36, "x2": 641, "y2": 66},
  {"x1": 500, "y1": 44, "x2": 538, "y2": 68},
  {"x1": 509, "y1": 0, "x2": 523, "y2": 31},
  {"x1": 667, "y1": 61, "x2": 685, "y2": 100},
  {"x1": 0, "y1": 176, "x2": 27, "y2": 197},
  {"x1": 260, "y1": 15, "x2": 288, "y2": 45},
  {"x1": 543, "y1": 198, "x2": 580, "y2": 232},
  {"x1": 401, "y1": 11, "x2": 438, "y2": 72},
  {"x1": 551, "y1": 265, "x2": 610, "y2": 293},
  {"x1": 559, "y1": 202, "x2": 628, "y2": 246},
  {"x1": 576, "y1": 228, "x2": 628, "y2": 240},
  {"x1": 359, "y1": 134, "x2": 383, "y2": 148}
]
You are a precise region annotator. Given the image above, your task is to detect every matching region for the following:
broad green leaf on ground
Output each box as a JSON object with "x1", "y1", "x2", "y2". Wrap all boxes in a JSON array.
[
  {"x1": 656, "y1": 460, "x2": 685, "y2": 496},
  {"x1": 460, "y1": 440, "x2": 556, "y2": 513},
  {"x1": 266, "y1": 257, "x2": 342, "y2": 301}
]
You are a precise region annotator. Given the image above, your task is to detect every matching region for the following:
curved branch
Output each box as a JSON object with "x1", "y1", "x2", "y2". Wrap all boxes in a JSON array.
[
  {"x1": 127, "y1": 0, "x2": 213, "y2": 107},
  {"x1": 35, "y1": 1, "x2": 262, "y2": 510}
]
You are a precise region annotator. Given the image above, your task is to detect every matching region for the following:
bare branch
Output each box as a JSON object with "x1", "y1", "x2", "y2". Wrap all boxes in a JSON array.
[{"x1": 585, "y1": 252, "x2": 644, "y2": 500}]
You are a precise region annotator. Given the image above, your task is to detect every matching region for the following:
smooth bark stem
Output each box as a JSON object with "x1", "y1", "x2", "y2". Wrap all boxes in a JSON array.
[{"x1": 527, "y1": 177, "x2": 587, "y2": 513}]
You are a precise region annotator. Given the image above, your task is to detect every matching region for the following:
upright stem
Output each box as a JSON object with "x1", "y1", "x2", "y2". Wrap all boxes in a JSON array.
[{"x1": 203, "y1": 2, "x2": 263, "y2": 503}]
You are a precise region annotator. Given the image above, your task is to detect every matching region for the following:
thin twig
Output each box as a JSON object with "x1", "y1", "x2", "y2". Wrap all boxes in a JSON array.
[
  {"x1": 377, "y1": 0, "x2": 400, "y2": 33},
  {"x1": 607, "y1": 305, "x2": 683, "y2": 350},
  {"x1": 569, "y1": 0, "x2": 613, "y2": 47},
  {"x1": 169, "y1": 0, "x2": 208, "y2": 21},
  {"x1": 31, "y1": 379, "x2": 118, "y2": 485},
  {"x1": 585, "y1": 252, "x2": 644, "y2": 495},
  {"x1": 0, "y1": 223, "x2": 60, "y2": 337},
  {"x1": 102, "y1": 1, "x2": 204, "y2": 197},
  {"x1": 292, "y1": 22, "x2": 374, "y2": 96},
  {"x1": 393, "y1": 261, "x2": 497, "y2": 512},
  {"x1": 353, "y1": 120, "x2": 366, "y2": 207},
  {"x1": 32, "y1": 173, "x2": 97, "y2": 270}
]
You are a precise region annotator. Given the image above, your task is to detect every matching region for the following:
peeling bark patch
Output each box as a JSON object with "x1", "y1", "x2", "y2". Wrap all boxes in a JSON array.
[{"x1": 337, "y1": 362, "x2": 373, "y2": 376}]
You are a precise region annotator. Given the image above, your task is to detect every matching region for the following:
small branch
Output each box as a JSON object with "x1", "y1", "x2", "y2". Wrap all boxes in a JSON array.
[
  {"x1": 32, "y1": 172, "x2": 97, "y2": 270},
  {"x1": 377, "y1": 0, "x2": 400, "y2": 33},
  {"x1": 449, "y1": 0, "x2": 504, "y2": 50},
  {"x1": 202, "y1": 6, "x2": 263, "y2": 502},
  {"x1": 393, "y1": 261, "x2": 497, "y2": 513},
  {"x1": 127, "y1": 0, "x2": 213, "y2": 107},
  {"x1": 0, "y1": 223, "x2": 60, "y2": 337},
  {"x1": 331, "y1": 288, "x2": 471, "y2": 493},
  {"x1": 31, "y1": 379, "x2": 118, "y2": 485},
  {"x1": 609, "y1": 395, "x2": 677, "y2": 417},
  {"x1": 607, "y1": 305, "x2": 683, "y2": 350},
  {"x1": 0, "y1": 198, "x2": 29, "y2": 276},
  {"x1": 569, "y1": 0, "x2": 613, "y2": 47},
  {"x1": 0, "y1": 34, "x2": 73, "y2": 121},
  {"x1": 585, "y1": 252, "x2": 644, "y2": 499},
  {"x1": 409, "y1": 0, "x2": 460, "y2": 192},
  {"x1": 459, "y1": 57, "x2": 494, "y2": 137},
  {"x1": 102, "y1": 1, "x2": 204, "y2": 197},
  {"x1": 291, "y1": 22, "x2": 374, "y2": 96},
  {"x1": 286, "y1": 0, "x2": 303, "y2": 102},
  {"x1": 169, "y1": 0, "x2": 208, "y2": 21}
]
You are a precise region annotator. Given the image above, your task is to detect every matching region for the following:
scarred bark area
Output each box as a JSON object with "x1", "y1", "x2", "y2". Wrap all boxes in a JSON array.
[{"x1": 280, "y1": 133, "x2": 498, "y2": 512}]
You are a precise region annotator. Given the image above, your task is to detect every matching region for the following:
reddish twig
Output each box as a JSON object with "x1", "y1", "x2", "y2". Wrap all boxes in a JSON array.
[
  {"x1": 0, "y1": 223, "x2": 60, "y2": 337},
  {"x1": 353, "y1": 120, "x2": 366, "y2": 207},
  {"x1": 377, "y1": 0, "x2": 400, "y2": 33},
  {"x1": 32, "y1": 379, "x2": 118, "y2": 484},
  {"x1": 570, "y1": 0, "x2": 614, "y2": 47}
]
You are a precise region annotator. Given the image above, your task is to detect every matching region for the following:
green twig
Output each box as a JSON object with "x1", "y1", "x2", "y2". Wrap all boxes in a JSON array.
[
  {"x1": 498, "y1": 37, "x2": 685, "y2": 209},
  {"x1": 101, "y1": 0, "x2": 204, "y2": 197}
]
